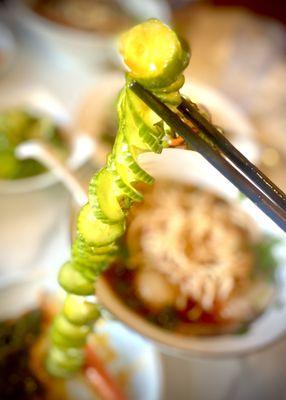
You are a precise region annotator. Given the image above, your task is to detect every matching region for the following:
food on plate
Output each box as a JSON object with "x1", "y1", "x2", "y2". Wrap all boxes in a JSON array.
[
  {"x1": 47, "y1": 18, "x2": 190, "y2": 378},
  {"x1": 31, "y1": 0, "x2": 133, "y2": 34},
  {"x1": 104, "y1": 181, "x2": 278, "y2": 335},
  {"x1": 0, "y1": 108, "x2": 67, "y2": 179},
  {"x1": 0, "y1": 299, "x2": 127, "y2": 400}
]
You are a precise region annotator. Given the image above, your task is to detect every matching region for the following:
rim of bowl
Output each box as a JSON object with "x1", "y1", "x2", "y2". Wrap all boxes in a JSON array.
[
  {"x1": 11, "y1": 0, "x2": 171, "y2": 42},
  {"x1": 96, "y1": 276, "x2": 286, "y2": 359}
]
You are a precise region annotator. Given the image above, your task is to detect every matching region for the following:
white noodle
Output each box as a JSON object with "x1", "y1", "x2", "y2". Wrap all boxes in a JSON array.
[{"x1": 127, "y1": 181, "x2": 255, "y2": 312}]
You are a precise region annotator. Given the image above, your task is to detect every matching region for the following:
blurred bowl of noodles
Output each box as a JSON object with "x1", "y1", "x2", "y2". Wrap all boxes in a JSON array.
[{"x1": 94, "y1": 149, "x2": 286, "y2": 357}]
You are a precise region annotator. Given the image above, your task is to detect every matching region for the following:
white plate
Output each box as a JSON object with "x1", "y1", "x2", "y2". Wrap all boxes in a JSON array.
[{"x1": 0, "y1": 274, "x2": 163, "y2": 400}]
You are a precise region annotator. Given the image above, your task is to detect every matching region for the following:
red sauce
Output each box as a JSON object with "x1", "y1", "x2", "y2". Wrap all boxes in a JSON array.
[{"x1": 104, "y1": 261, "x2": 243, "y2": 336}]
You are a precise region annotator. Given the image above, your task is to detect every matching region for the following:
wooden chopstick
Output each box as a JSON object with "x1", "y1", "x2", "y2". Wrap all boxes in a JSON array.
[{"x1": 128, "y1": 80, "x2": 286, "y2": 233}]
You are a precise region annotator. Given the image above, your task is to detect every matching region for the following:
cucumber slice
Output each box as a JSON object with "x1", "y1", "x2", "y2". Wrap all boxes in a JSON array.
[
  {"x1": 155, "y1": 91, "x2": 182, "y2": 106},
  {"x1": 120, "y1": 19, "x2": 189, "y2": 89},
  {"x1": 73, "y1": 236, "x2": 119, "y2": 256},
  {"x1": 58, "y1": 261, "x2": 94, "y2": 296},
  {"x1": 119, "y1": 90, "x2": 154, "y2": 153},
  {"x1": 72, "y1": 249, "x2": 111, "y2": 265},
  {"x1": 71, "y1": 248, "x2": 110, "y2": 279},
  {"x1": 46, "y1": 355, "x2": 74, "y2": 378},
  {"x1": 86, "y1": 184, "x2": 109, "y2": 223},
  {"x1": 124, "y1": 101, "x2": 163, "y2": 155},
  {"x1": 53, "y1": 314, "x2": 91, "y2": 345},
  {"x1": 108, "y1": 151, "x2": 143, "y2": 202},
  {"x1": 77, "y1": 203, "x2": 125, "y2": 246},
  {"x1": 51, "y1": 328, "x2": 71, "y2": 348},
  {"x1": 71, "y1": 259, "x2": 105, "y2": 281},
  {"x1": 108, "y1": 155, "x2": 140, "y2": 202},
  {"x1": 126, "y1": 90, "x2": 164, "y2": 147},
  {"x1": 89, "y1": 167, "x2": 125, "y2": 223},
  {"x1": 113, "y1": 131, "x2": 154, "y2": 185},
  {"x1": 63, "y1": 295, "x2": 100, "y2": 326},
  {"x1": 48, "y1": 346, "x2": 84, "y2": 372},
  {"x1": 153, "y1": 74, "x2": 185, "y2": 94}
]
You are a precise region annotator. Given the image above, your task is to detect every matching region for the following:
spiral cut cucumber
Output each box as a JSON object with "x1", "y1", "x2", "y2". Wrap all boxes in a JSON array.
[{"x1": 46, "y1": 18, "x2": 190, "y2": 378}]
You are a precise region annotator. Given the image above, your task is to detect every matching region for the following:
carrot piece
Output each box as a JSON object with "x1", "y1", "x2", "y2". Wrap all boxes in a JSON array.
[
  {"x1": 84, "y1": 344, "x2": 127, "y2": 400},
  {"x1": 169, "y1": 136, "x2": 185, "y2": 147}
]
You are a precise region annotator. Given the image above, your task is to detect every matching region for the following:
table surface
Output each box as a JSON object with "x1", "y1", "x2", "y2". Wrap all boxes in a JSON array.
[{"x1": 1, "y1": 7, "x2": 286, "y2": 400}]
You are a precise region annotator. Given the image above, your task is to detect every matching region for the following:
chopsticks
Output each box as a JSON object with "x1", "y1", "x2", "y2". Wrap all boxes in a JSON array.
[
  {"x1": 178, "y1": 98, "x2": 286, "y2": 211},
  {"x1": 128, "y1": 80, "x2": 286, "y2": 233}
]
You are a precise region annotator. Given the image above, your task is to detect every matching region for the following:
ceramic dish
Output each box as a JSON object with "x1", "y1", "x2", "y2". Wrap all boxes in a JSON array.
[
  {"x1": 0, "y1": 86, "x2": 93, "y2": 194},
  {"x1": 96, "y1": 149, "x2": 286, "y2": 358}
]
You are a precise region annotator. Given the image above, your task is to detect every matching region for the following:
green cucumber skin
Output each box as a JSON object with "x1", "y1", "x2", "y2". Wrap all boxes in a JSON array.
[
  {"x1": 58, "y1": 262, "x2": 95, "y2": 296},
  {"x1": 153, "y1": 74, "x2": 185, "y2": 94},
  {"x1": 48, "y1": 346, "x2": 84, "y2": 371},
  {"x1": 47, "y1": 19, "x2": 190, "y2": 378},
  {"x1": 77, "y1": 204, "x2": 125, "y2": 247},
  {"x1": 131, "y1": 47, "x2": 190, "y2": 90},
  {"x1": 123, "y1": 91, "x2": 163, "y2": 154},
  {"x1": 113, "y1": 132, "x2": 154, "y2": 186},
  {"x1": 63, "y1": 294, "x2": 100, "y2": 326},
  {"x1": 89, "y1": 168, "x2": 125, "y2": 224},
  {"x1": 73, "y1": 237, "x2": 119, "y2": 256}
]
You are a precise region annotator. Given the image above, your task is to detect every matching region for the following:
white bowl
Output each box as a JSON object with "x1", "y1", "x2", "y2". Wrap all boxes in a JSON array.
[
  {"x1": 97, "y1": 149, "x2": 286, "y2": 357},
  {"x1": 10, "y1": 0, "x2": 171, "y2": 67},
  {"x1": 0, "y1": 86, "x2": 93, "y2": 193}
]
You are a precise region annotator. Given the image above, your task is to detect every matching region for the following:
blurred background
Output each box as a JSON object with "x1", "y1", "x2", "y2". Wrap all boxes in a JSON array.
[{"x1": 0, "y1": 1, "x2": 285, "y2": 399}]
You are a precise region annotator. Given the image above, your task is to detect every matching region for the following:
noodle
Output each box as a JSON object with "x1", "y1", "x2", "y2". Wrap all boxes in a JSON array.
[{"x1": 127, "y1": 181, "x2": 255, "y2": 312}]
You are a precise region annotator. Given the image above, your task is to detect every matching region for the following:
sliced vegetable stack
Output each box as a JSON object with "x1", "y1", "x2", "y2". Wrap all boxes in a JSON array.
[{"x1": 47, "y1": 18, "x2": 190, "y2": 377}]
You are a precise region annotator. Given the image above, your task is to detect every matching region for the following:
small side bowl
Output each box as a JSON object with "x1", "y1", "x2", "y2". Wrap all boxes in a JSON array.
[
  {"x1": 96, "y1": 149, "x2": 286, "y2": 358},
  {"x1": 10, "y1": 0, "x2": 171, "y2": 67},
  {"x1": 0, "y1": 86, "x2": 93, "y2": 194}
]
